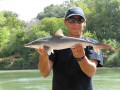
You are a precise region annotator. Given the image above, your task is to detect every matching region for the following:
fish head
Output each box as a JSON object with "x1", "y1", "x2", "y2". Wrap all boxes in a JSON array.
[
  {"x1": 24, "y1": 36, "x2": 52, "y2": 49},
  {"x1": 24, "y1": 40, "x2": 44, "y2": 49}
]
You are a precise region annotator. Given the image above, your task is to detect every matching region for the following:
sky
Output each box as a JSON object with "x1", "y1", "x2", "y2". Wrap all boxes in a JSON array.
[{"x1": 0, "y1": 0, "x2": 65, "y2": 21}]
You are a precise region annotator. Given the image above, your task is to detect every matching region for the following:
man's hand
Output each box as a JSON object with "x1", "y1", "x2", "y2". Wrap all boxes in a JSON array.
[
  {"x1": 35, "y1": 48, "x2": 48, "y2": 56},
  {"x1": 36, "y1": 47, "x2": 52, "y2": 77},
  {"x1": 71, "y1": 44, "x2": 85, "y2": 58}
]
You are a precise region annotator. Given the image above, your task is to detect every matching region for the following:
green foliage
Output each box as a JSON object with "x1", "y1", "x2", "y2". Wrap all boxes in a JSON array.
[
  {"x1": 1, "y1": 29, "x2": 24, "y2": 56},
  {"x1": 0, "y1": 12, "x2": 6, "y2": 24},
  {"x1": 0, "y1": 27, "x2": 10, "y2": 48},
  {"x1": 37, "y1": 4, "x2": 67, "y2": 20},
  {"x1": 85, "y1": 0, "x2": 120, "y2": 41},
  {"x1": 83, "y1": 31, "x2": 98, "y2": 40},
  {"x1": 0, "y1": 0, "x2": 120, "y2": 69},
  {"x1": 0, "y1": 12, "x2": 8, "y2": 50},
  {"x1": 2, "y1": 10, "x2": 18, "y2": 18},
  {"x1": 101, "y1": 39, "x2": 119, "y2": 66},
  {"x1": 40, "y1": 17, "x2": 66, "y2": 35},
  {"x1": 25, "y1": 25, "x2": 50, "y2": 41},
  {"x1": 11, "y1": 55, "x2": 39, "y2": 69},
  {"x1": 0, "y1": 11, "x2": 26, "y2": 57},
  {"x1": 0, "y1": 60, "x2": 10, "y2": 69},
  {"x1": 102, "y1": 39, "x2": 118, "y2": 49},
  {"x1": 104, "y1": 48, "x2": 120, "y2": 67},
  {"x1": 102, "y1": 39, "x2": 118, "y2": 54}
]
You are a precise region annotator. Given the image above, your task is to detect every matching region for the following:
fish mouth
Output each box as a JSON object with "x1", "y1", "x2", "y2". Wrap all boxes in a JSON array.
[
  {"x1": 24, "y1": 44, "x2": 40, "y2": 49},
  {"x1": 24, "y1": 44, "x2": 31, "y2": 48}
]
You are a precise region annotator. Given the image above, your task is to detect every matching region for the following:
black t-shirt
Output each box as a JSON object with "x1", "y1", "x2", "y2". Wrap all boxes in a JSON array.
[{"x1": 49, "y1": 38, "x2": 103, "y2": 90}]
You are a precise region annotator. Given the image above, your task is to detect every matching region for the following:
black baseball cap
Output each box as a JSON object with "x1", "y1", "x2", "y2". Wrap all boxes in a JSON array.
[{"x1": 65, "y1": 7, "x2": 85, "y2": 19}]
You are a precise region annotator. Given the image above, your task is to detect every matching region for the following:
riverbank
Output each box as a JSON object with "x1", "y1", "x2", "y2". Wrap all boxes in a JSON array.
[
  {"x1": 0, "y1": 55, "x2": 39, "y2": 70},
  {"x1": 1, "y1": 55, "x2": 120, "y2": 70}
]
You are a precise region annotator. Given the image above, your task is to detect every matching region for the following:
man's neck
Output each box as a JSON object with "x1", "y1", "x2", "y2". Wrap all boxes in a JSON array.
[{"x1": 67, "y1": 33, "x2": 82, "y2": 38}]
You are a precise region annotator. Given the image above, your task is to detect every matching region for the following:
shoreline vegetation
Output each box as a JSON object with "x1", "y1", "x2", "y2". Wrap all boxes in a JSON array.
[{"x1": 0, "y1": 54, "x2": 120, "y2": 70}]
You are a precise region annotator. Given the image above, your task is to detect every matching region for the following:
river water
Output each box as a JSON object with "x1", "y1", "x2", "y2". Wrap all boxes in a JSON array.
[{"x1": 0, "y1": 67, "x2": 120, "y2": 90}]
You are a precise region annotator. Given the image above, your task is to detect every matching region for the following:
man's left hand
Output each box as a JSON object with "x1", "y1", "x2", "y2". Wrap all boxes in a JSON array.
[{"x1": 71, "y1": 44, "x2": 85, "y2": 58}]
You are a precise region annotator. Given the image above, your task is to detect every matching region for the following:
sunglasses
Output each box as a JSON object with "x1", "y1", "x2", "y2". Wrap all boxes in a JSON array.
[{"x1": 66, "y1": 17, "x2": 85, "y2": 24}]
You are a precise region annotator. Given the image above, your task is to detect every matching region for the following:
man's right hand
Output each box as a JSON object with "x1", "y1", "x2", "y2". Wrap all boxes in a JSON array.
[
  {"x1": 37, "y1": 47, "x2": 53, "y2": 77},
  {"x1": 35, "y1": 48, "x2": 48, "y2": 56}
]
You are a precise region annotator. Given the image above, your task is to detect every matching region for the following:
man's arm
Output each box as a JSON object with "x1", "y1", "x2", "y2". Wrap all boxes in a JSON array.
[
  {"x1": 71, "y1": 44, "x2": 98, "y2": 77},
  {"x1": 36, "y1": 48, "x2": 53, "y2": 77},
  {"x1": 77, "y1": 57, "x2": 98, "y2": 77}
]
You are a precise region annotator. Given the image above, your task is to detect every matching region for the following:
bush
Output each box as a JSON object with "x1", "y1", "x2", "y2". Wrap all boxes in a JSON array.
[
  {"x1": 104, "y1": 48, "x2": 120, "y2": 67},
  {"x1": 102, "y1": 39, "x2": 120, "y2": 67},
  {"x1": 0, "y1": 60, "x2": 10, "y2": 69}
]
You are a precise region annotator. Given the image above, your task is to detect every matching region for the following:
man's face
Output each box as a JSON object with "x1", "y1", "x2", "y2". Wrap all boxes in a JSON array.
[{"x1": 64, "y1": 15, "x2": 86, "y2": 37}]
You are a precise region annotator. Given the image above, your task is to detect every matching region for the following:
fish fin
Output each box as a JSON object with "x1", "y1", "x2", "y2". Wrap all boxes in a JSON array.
[
  {"x1": 44, "y1": 46, "x2": 54, "y2": 55},
  {"x1": 54, "y1": 28, "x2": 64, "y2": 37}
]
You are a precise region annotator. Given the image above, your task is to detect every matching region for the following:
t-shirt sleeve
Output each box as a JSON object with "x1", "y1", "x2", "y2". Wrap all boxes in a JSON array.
[{"x1": 85, "y1": 46, "x2": 103, "y2": 67}]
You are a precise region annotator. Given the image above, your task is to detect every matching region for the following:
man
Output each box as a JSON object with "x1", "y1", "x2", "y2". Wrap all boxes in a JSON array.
[{"x1": 37, "y1": 7, "x2": 103, "y2": 90}]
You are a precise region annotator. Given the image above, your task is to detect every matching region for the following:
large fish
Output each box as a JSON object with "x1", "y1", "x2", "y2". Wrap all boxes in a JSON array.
[{"x1": 24, "y1": 29, "x2": 115, "y2": 54}]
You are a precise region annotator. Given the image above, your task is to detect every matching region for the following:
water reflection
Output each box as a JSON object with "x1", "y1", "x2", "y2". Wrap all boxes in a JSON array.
[
  {"x1": 0, "y1": 70, "x2": 52, "y2": 90},
  {"x1": 94, "y1": 67, "x2": 120, "y2": 90}
]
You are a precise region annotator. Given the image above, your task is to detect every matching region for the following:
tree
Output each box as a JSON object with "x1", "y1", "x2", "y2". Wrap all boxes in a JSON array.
[
  {"x1": 84, "y1": 0, "x2": 120, "y2": 41},
  {"x1": 39, "y1": 17, "x2": 66, "y2": 35},
  {"x1": 0, "y1": 12, "x2": 9, "y2": 53},
  {"x1": 0, "y1": 11, "x2": 26, "y2": 57},
  {"x1": 37, "y1": 4, "x2": 68, "y2": 20}
]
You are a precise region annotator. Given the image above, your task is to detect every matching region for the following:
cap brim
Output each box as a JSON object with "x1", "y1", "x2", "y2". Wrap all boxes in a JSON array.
[{"x1": 65, "y1": 14, "x2": 85, "y2": 19}]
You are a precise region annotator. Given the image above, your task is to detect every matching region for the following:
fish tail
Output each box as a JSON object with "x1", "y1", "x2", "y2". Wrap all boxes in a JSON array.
[{"x1": 95, "y1": 43, "x2": 116, "y2": 50}]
